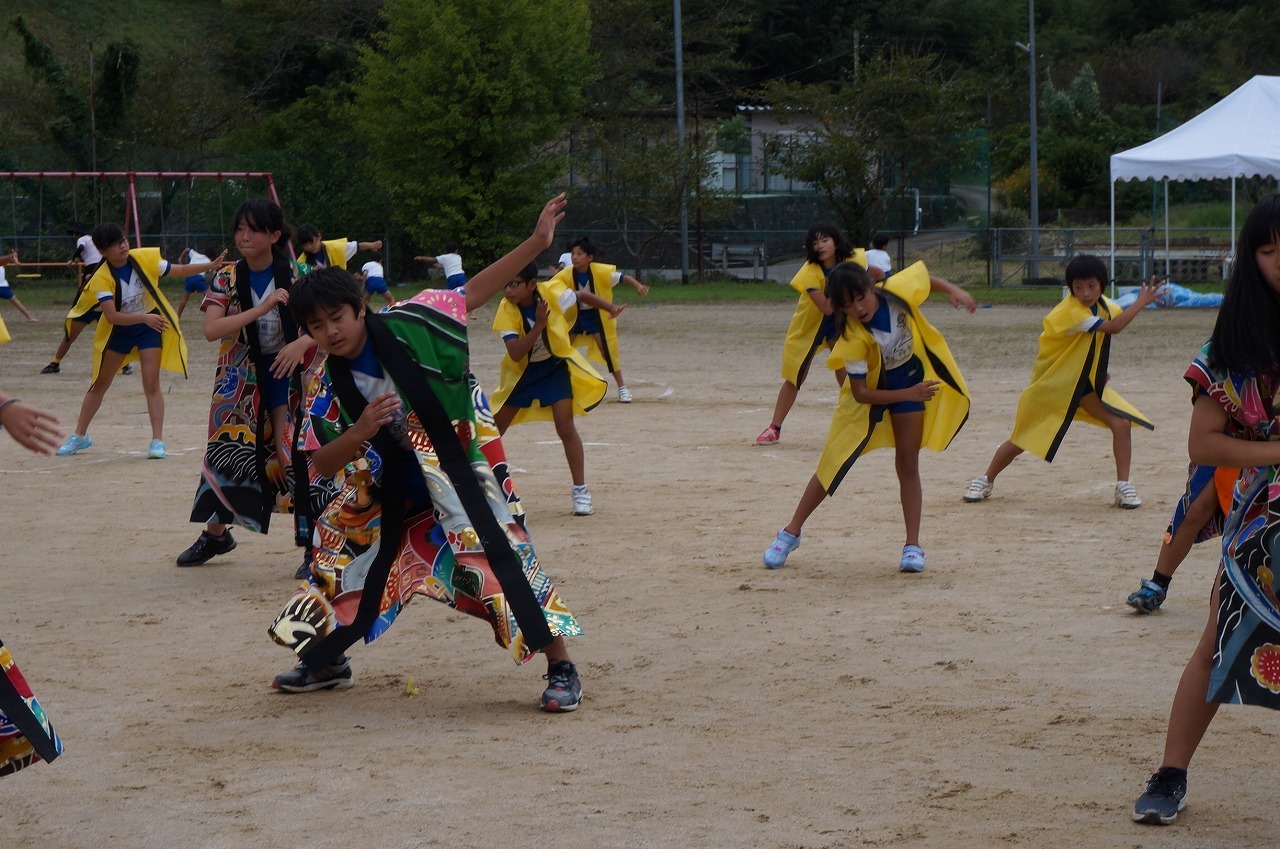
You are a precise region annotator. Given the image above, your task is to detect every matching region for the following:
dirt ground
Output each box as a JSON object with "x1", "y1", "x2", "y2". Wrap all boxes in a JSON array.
[{"x1": 2, "y1": 293, "x2": 1271, "y2": 849}]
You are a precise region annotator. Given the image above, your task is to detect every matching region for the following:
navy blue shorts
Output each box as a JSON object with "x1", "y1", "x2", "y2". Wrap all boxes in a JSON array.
[
  {"x1": 881, "y1": 355, "x2": 926, "y2": 415},
  {"x1": 571, "y1": 308, "x2": 603, "y2": 335},
  {"x1": 183, "y1": 274, "x2": 208, "y2": 294},
  {"x1": 259, "y1": 351, "x2": 291, "y2": 410},
  {"x1": 505, "y1": 357, "x2": 572, "y2": 409},
  {"x1": 72, "y1": 306, "x2": 101, "y2": 325},
  {"x1": 364, "y1": 275, "x2": 389, "y2": 295},
  {"x1": 105, "y1": 319, "x2": 162, "y2": 354},
  {"x1": 0, "y1": 287, "x2": 12, "y2": 301},
  {"x1": 446, "y1": 273, "x2": 467, "y2": 289}
]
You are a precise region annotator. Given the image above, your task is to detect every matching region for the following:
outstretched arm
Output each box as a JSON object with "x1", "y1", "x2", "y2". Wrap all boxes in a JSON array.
[
  {"x1": 1097, "y1": 276, "x2": 1164, "y2": 334},
  {"x1": 620, "y1": 274, "x2": 649, "y2": 297},
  {"x1": 929, "y1": 275, "x2": 976, "y2": 312},
  {"x1": 168, "y1": 249, "x2": 228, "y2": 278},
  {"x1": 465, "y1": 194, "x2": 567, "y2": 312}
]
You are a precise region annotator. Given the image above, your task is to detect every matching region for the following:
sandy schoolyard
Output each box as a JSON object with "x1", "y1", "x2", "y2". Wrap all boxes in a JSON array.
[{"x1": 1, "y1": 292, "x2": 1269, "y2": 849}]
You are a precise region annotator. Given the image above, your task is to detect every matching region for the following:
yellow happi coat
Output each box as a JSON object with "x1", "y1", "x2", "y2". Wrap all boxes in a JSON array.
[
  {"x1": 301, "y1": 238, "x2": 350, "y2": 270},
  {"x1": 815, "y1": 262, "x2": 970, "y2": 493},
  {"x1": 549, "y1": 261, "x2": 624, "y2": 372},
  {"x1": 490, "y1": 278, "x2": 607, "y2": 426},
  {"x1": 1009, "y1": 292, "x2": 1153, "y2": 461},
  {"x1": 779, "y1": 248, "x2": 869, "y2": 386},
  {"x1": 74, "y1": 248, "x2": 187, "y2": 382}
]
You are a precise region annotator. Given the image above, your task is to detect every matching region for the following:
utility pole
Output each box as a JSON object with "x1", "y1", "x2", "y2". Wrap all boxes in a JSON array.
[
  {"x1": 674, "y1": 0, "x2": 690, "y2": 285},
  {"x1": 1015, "y1": 0, "x2": 1039, "y2": 280}
]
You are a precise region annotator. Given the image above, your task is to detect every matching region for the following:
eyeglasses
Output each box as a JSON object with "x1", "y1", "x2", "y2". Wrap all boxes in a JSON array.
[
  {"x1": 111, "y1": 238, "x2": 129, "y2": 249},
  {"x1": 505, "y1": 280, "x2": 528, "y2": 289}
]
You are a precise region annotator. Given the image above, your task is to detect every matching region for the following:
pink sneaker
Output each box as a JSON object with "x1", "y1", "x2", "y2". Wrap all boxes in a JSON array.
[{"x1": 755, "y1": 424, "x2": 780, "y2": 445}]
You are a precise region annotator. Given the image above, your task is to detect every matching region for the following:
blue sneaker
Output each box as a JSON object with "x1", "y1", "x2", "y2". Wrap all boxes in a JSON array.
[
  {"x1": 763, "y1": 529, "x2": 800, "y2": 569},
  {"x1": 1126, "y1": 579, "x2": 1167, "y2": 613},
  {"x1": 899, "y1": 544, "x2": 926, "y2": 573},
  {"x1": 541, "y1": 660, "x2": 583, "y2": 712},
  {"x1": 56, "y1": 434, "x2": 93, "y2": 456},
  {"x1": 147, "y1": 439, "x2": 167, "y2": 459},
  {"x1": 1133, "y1": 767, "x2": 1187, "y2": 825}
]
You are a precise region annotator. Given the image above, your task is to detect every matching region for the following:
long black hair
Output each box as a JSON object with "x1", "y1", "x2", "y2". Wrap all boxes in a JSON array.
[
  {"x1": 804, "y1": 222, "x2": 854, "y2": 266},
  {"x1": 1208, "y1": 193, "x2": 1280, "y2": 377},
  {"x1": 825, "y1": 261, "x2": 876, "y2": 340},
  {"x1": 233, "y1": 199, "x2": 293, "y2": 264}
]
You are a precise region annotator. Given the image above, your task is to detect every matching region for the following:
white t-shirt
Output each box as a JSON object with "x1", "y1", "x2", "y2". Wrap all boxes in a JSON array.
[
  {"x1": 97, "y1": 261, "x2": 172, "y2": 314},
  {"x1": 846, "y1": 297, "x2": 914, "y2": 375},
  {"x1": 557, "y1": 252, "x2": 572, "y2": 270},
  {"x1": 361, "y1": 260, "x2": 385, "y2": 279},
  {"x1": 350, "y1": 370, "x2": 414, "y2": 452},
  {"x1": 250, "y1": 282, "x2": 286, "y2": 354},
  {"x1": 77, "y1": 235, "x2": 103, "y2": 265},
  {"x1": 187, "y1": 248, "x2": 211, "y2": 265},
  {"x1": 0, "y1": 265, "x2": 8, "y2": 289},
  {"x1": 436, "y1": 253, "x2": 464, "y2": 278},
  {"x1": 866, "y1": 248, "x2": 892, "y2": 274},
  {"x1": 500, "y1": 288, "x2": 578, "y2": 363}
]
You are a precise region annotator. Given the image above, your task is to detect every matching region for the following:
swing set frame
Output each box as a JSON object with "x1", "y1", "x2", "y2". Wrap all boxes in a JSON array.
[{"x1": 1, "y1": 170, "x2": 281, "y2": 247}]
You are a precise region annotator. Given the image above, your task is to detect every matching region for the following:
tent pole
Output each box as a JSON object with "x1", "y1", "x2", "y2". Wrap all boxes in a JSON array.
[
  {"x1": 1231, "y1": 178, "x2": 1237, "y2": 264},
  {"x1": 1109, "y1": 179, "x2": 1116, "y2": 298},
  {"x1": 1164, "y1": 180, "x2": 1170, "y2": 280}
]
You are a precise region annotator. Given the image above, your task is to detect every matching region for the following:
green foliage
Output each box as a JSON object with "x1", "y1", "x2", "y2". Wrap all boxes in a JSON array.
[
  {"x1": 760, "y1": 51, "x2": 978, "y2": 244},
  {"x1": 354, "y1": 0, "x2": 588, "y2": 263}
]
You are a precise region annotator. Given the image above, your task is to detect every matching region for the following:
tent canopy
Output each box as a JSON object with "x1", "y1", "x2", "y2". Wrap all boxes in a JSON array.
[{"x1": 1111, "y1": 75, "x2": 1280, "y2": 183}]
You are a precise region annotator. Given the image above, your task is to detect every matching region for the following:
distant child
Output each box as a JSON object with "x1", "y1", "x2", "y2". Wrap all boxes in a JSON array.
[
  {"x1": 1131, "y1": 194, "x2": 1280, "y2": 825},
  {"x1": 269, "y1": 195, "x2": 585, "y2": 713},
  {"x1": 491, "y1": 260, "x2": 608, "y2": 516},
  {"x1": 962, "y1": 255, "x2": 1163, "y2": 508},
  {"x1": 175, "y1": 247, "x2": 215, "y2": 317},
  {"x1": 548, "y1": 236, "x2": 649, "y2": 403},
  {"x1": 295, "y1": 224, "x2": 382, "y2": 270},
  {"x1": 0, "y1": 250, "x2": 36, "y2": 323},
  {"x1": 866, "y1": 233, "x2": 892, "y2": 276},
  {"x1": 55, "y1": 224, "x2": 223, "y2": 459},
  {"x1": 761, "y1": 261, "x2": 976, "y2": 573},
  {"x1": 354, "y1": 251, "x2": 394, "y2": 309},
  {"x1": 556, "y1": 241, "x2": 573, "y2": 272},
  {"x1": 755, "y1": 222, "x2": 869, "y2": 445},
  {"x1": 177, "y1": 199, "x2": 334, "y2": 576},
  {"x1": 42, "y1": 226, "x2": 107, "y2": 374},
  {"x1": 414, "y1": 242, "x2": 467, "y2": 289},
  {"x1": 1124, "y1": 464, "x2": 1235, "y2": 613}
]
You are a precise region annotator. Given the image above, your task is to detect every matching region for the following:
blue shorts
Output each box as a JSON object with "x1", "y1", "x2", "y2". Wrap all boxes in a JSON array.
[
  {"x1": 72, "y1": 306, "x2": 101, "y2": 325},
  {"x1": 445, "y1": 273, "x2": 467, "y2": 290},
  {"x1": 259, "y1": 351, "x2": 290, "y2": 410},
  {"x1": 0, "y1": 287, "x2": 12, "y2": 300},
  {"x1": 571, "y1": 307, "x2": 603, "y2": 335},
  {"x1": 880, "y1": 355, "x2": 926, "y2": 415},
  {"x1": 505, "y1": 357, "x2": 572, "y2": 409},
  {"x1": 105, "y1": 319, "x2": 163, "y2": 354},
  {"x1": 817, "y1": 312, "x2": 838, "y2": 344},
  {"x1": 364, "y1": 275, "x2": 389, "y2": 295},
  {"x1": 183, "y1": 274, "x2": 208, "y2": 294}
]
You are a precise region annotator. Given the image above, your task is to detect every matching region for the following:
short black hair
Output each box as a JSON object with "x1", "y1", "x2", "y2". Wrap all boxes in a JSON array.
[
  {"x1": 445, "y1": 241, "x2": 460, "y2": 253},
  {"x1": 290, "y1": 266, "x2": 365, "y2": 330},
  {"x1": 295, "y1": 223, "x2": 321, "y2": 245},
  {"x1": 91, "y1": 222, "x2": 125, "y2": 252},
  {"x1": 370, "y1": 251, "x2": 383, "y2": 262},
  {"x1": 1064, "y1": 254, "x2": 1108, "y2": 288},
  {"x1": 871, "y1": 233, "x2": 889, "y2": 249},
  {"x1": 571, "y1": 236, "x2": 596, "y2": 257},
  {"x1": 516, "y1": 260, "x2": 538, "y2": 282}
]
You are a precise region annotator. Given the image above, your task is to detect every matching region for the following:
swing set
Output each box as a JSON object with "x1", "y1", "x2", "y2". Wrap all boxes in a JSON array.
[{"x1": 2, "y1": 170, "x2": 281, "y2": 282}]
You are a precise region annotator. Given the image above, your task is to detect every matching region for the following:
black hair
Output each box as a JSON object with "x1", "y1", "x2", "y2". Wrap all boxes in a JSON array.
[
  {"x1": 445, "y1": 241, "x2": 460, "y2": 254},
  {"x1": 516, "y1": 260, "x2": 539, "y2": 283},
  {"x1": 1064, "y1": 254, "x2": 1108, "y2": 290},
  {"x1": 295, "y1": 223, "x2": 321, "y2": 246},
  {"x1": 1208, "y1": 193, "x2": 1280, "y2": 376},
  {"x1": 233, "y1": 199, "x2": 293, "y2": 264},
  {"x1": 290, "y1": 266, "x2": 365, "y2": 331},
  {"x1": 825, "y1": 261, "x2": 876, "y2": 339},
  {"x1": 91, "y1": 222, "x2": 125, "y2": 252},
  {"x1": 370, "y1": 251, "x2": 383, "y2": 262},
  {"x1": 871, "y1": 233, "x2": 889, "y2": 249},
  {"x1": 571, "y1": 236, "x2": 597, "y2": 257},
  {"x1": 804, "y1": 222, "x2": 853, "y2": 265}
]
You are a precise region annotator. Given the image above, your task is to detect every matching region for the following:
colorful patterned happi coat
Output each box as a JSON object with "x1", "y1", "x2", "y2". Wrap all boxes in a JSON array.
[
  {"x1": 1188, "y1": 344, "x2": 1280, "y2": 707},
  {"x1": 270, "y1": 289, "x2": 581, "y2": 666},
  {"x1": 0, "y1": 638, "x2": 62, "y2": 777},
  {"x1": 188, "y1": 260, "x2": 334, "y2": 538}
]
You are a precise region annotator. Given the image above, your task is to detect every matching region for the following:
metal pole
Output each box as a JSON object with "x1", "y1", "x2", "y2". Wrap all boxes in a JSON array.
[
  {"x1": 674, "y1": 0, "x2": 690, "y2": 285},
  {"x1": 89, "y1": 41, "x2": 96, "y2": 171},
  {"x1": 1027, "y1": 0, "x2": 1039, "y2": 280}
]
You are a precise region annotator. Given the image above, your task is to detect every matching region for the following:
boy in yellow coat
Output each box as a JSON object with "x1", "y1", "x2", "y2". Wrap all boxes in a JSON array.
[
  {"x1": 762, "y1": 261, "x2": 975, "y2": 573},
  {"x1": 491, "y1": 261, "x2": 608, "y2": 515},
  {"x1": 963, "y1": 254, "x2": 1163, "y2": 508},
  {"x1": 55, "y1": 223, "x2": 223, "y2": 459}
]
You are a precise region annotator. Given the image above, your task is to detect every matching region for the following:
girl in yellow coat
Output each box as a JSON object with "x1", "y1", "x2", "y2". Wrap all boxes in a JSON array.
[
  {"x1": 756, "y1": 222, "x2": 870, "y2": 445},
  {"x1": 962, "y1": 254, "x2": 1162, "y2": 509},
  {"x1": 55, "y1": 223, "x2": 223, "y2": 459},
  {"x1": 491, "y1": 261, "x2": 608, "y2": 516},
  {"x1": 762, "y1": 261, "x2": 976, "y2": 573}
]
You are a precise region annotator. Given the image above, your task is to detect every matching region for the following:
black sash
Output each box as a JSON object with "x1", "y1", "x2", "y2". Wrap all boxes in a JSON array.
[{"x1": 0, "y1": 641, "x2": 60, "y2": 764}]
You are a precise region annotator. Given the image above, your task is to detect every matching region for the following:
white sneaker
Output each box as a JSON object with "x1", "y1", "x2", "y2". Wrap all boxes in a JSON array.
[
  {"x1": 617, "y1": 386, "x2": 633, "y2": 403},
  {"x1": 572, "y1": 484, "x2": 593, "y2": 516},
  {"x1": 1115, "y1": 480, "x2": 1142, "y2": 509},
  {"x1": 963, "y1": 475, "x2": 992, "y2": 502}
]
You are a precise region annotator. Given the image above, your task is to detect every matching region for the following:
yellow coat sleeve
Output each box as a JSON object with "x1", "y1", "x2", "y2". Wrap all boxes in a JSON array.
[{"x1": 778, "y1": 249, "x2": 868, "y2": 386}]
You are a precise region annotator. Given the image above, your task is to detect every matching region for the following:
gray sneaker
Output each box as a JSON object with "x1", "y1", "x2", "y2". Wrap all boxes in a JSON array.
[
  {"x1": 272, "y1": 658, "x2": 354, "y2": 693},
  {"x1": 1133, "y1": 767, "x2": 1187, "y2": 825},
  {"x1": 541, "y1": 660, "x2": 582, "y2": 712}
]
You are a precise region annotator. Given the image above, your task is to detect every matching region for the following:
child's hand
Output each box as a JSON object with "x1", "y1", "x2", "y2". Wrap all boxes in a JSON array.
[
  {"x1": 0, "y1": 399, "x2": 63, "y2": 455},
  {"x1": 635, "y1": 281, "x2": 650, "y2": 297},
  {"x1": 143, "y1": 313, "x2": 168, "y2": 332},
  {"x1": 271, "y1": 336, "x2": 311, "y2": 377},
  {"x1": 607, "y1": 303, "x2": 626, "y2": 319},
  {"x1": 906, "y1": 380, "x2": 941, "y2": 402},
  {"x1": 532, "y1": 193, "x2": 568, "y2": 249},
  {"x1": 265, "y1": 288, "x2": 290, "y2": 310},
  {"x1": 354, "y1": 391, "x2": 401, "y2": 440},
  {"x1": 1135, "y1": 275, "x2": 1166, "y2": 307},
  {"x1": 533, "y1": 297, "x2": 549, "y2": 329},
  {"x1": 950, "y1": 289, "x2": 977, "y2": 313},
  {"x1": 213, "y1": 249, "x2": 229, "y2": 264}
]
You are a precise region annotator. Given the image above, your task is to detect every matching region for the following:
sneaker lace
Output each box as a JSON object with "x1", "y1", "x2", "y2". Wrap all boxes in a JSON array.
[
  {"x1": 544, "y1": 662, "x2": 576, "y2": 689},
  {"x1": 1145, "y1": 769, "x2": 1182, "y2": 797}
]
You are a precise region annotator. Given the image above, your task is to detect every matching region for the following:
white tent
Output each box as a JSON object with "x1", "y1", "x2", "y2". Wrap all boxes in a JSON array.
[{"x1": 1109, "y1": 75, "x2": 1280, "y2": 287}]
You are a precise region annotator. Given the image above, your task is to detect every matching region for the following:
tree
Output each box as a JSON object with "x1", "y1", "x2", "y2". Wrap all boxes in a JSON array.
[
  {"x1": 354, "y1": 0, "x2": 588, "y2": 262},
  {"x1": 759, "y1": 51, "x2": 977, "y2": 244}
]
